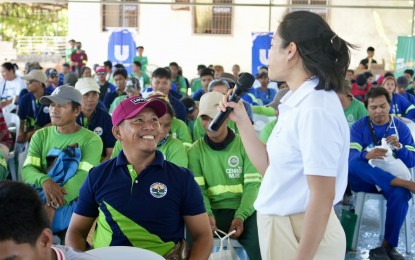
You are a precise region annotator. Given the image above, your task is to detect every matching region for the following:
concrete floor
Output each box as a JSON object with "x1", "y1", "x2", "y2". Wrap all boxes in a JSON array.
[{"x1": 334, "y1": 198, "x2": 415, "y2": 260}]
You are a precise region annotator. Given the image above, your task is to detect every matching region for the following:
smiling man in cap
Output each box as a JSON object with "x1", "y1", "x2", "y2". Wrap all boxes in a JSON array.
[
  {"x1": 66, "y1": 97, "x2": 213, "y2": 259},
  {"x1": 22, "y1": 85, "x2": 103, "y2": 234}
]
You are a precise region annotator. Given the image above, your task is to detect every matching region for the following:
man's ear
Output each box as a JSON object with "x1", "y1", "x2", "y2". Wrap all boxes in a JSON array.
[
  {"x1": 37, "y1": 228, "x2": 53, "y2": 253},
  {"x1": 112, "y1": 125, "x2": 122, "y2": 141},
  {"x1": 75, "y1": 105, "x2": 82, "y2": 116}
]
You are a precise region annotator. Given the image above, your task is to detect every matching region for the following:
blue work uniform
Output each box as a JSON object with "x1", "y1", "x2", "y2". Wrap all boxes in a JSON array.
[
  {"x1": 349, "y1": 116, "x2": 415, "y2": 247},
  {"x1": 76, "y1": 107, "x2": 115, "y2": 156},
  {"x1": 18, "y1": 88, "x2": 52, "y2": 130}
]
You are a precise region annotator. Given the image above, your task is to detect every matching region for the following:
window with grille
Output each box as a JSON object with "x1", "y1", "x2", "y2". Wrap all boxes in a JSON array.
[
  {"x1": 290, "y1": 0, "x2": 328, "y2": 22},
  {"x1": 193, "y1": 0, "x2": 233, "y2": 35},
  {"x1": 102, "y1": 0, "x2": 139, "y2": 31}
]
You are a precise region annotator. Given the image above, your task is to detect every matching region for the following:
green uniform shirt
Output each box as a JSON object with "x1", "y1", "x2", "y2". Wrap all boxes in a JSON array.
[
  {"x1": 171, "y1": 117, "x2": 192, "y2": 144},
  {"x1": 133, "y1": 56, "x2": 148, "y2": 73},
  {"x1": 111, "y1": 135, "x2": 188, "y2": 168},
  {"x1": 344, "y1": 98, "x2": 368, "y2": 126},
  {"x1": 252, "y1": 106, "x2": 275, "y2": 116},
  {"x1": 109, "y1": 95, "x2": 127, "y2": 114},
  {"x1": 130, "y1": 72, "x2": 150, "y2": 88},
  {"x1": 191, "y1": 78, "x2": 203, "y2": 95},
  {"x1": 172, "y1": 75, "x2": 187, "y2": 96},
  {"x1": 260, "y1": 119, "x2": 277, "y2": 143},
  {"x1": 188, "y1": 134, "x2": 262, "y2": 221},
  {"x1": 22, "y1": 126, "x2": 103, "y2": 204}
]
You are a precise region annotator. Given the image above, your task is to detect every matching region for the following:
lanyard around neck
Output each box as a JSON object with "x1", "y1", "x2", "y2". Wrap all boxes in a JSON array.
[{"x1": 367, "y1": 116, "x2": 392, "y2": 146}]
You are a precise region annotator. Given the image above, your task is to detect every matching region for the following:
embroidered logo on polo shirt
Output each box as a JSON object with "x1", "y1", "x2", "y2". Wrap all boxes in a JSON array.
[
  {"x1": 94, "y1": 127, "x2": 103, "y2": 136},
  {"x1": 43, "y1": 106, "x2": 49, "y2": 113},
  {"x1": 150, "y1": 182, "x2": 167, "y2": 198}
]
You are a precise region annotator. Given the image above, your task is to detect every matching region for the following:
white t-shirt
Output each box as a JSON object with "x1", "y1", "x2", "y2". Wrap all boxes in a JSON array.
[
  {"x1": 254, "y1": 78, "x2": 349, "y2": 216},
  {"x1": 0, "y1": 76, "x2": 26, "y2": 100},
  {"x1": 52, "y1": 245, "x2": 98, "y2": 260}
]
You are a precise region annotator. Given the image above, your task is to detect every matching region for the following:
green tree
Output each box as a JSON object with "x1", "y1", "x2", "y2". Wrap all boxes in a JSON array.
[{"x1": 0, "y1": 3, "x2": 68, "y2": 45}]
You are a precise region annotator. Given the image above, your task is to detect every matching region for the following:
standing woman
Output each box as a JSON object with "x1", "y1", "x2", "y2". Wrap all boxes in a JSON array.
[
  {"x1": 220, "y1": 11, "x2": 353, "y2": 260},
  {"x1": 0, "y1": 62, "x2": 27, "y2": 108}
]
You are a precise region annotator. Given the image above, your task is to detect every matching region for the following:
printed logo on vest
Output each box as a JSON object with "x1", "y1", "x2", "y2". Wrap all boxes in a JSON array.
[
  {"x1": 227, "y1": 155, "x2": 239, "y2": 167},
  {"x1": 226, "y1": 155, "x2": 241, "y2": 178},
  {"x1": 43, "y1": 106, "x2": 49, "y2": 113},
  {"x1": 150, "y1": 182, "x2": 167, "y2": 198},
  {"x1": 94, "y1": 127, "x2": 103, "y2": 136}
]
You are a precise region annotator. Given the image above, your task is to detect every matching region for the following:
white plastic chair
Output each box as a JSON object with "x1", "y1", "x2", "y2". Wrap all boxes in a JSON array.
[
  {"x1": 86, "y1": 246, "x2": 165, "y2": 260},
  {"x1": 3, "y1": 111, "x2": 20, "y2": 145},
  {"x1": 2, "y1": 98, "x2": 16, "y2": 113},
  {"x1": 3, "y1": 112, "x2": 23, "y2": 180},
  {"x1": 351, "y1": 192, "x2": 412, "y2": 254}
]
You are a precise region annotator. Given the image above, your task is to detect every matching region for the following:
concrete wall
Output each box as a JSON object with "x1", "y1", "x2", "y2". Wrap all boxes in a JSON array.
[{"x1": 67, "y1": 0, "x2": 414, "y2": 79}]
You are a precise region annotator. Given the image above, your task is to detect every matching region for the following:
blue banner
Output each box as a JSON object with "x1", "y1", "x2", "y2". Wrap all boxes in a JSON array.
[
  {"x1": 251, "y1": 32, "x2": 273, "y2": 76},
  {"x1": 108, "y1": 29, "x2": 136, "y2": 74}
]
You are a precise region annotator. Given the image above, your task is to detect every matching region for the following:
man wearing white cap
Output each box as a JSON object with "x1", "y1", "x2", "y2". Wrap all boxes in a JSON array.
[
  {"x1": 18, "y1": 69, "x2": 52, "y2": 143},
  {"x1": 75, "y1": 78, "x2": 115, "y2": 161},
  {"x1": 187, "y1": 92, "x2": 262, "y2": 260},
  {"x1": 22, "y1": 85, "x2": 103, "y2": 234}
]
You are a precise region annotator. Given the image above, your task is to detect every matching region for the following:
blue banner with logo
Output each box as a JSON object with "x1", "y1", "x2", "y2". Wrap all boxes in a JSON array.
[
  {"x1": 108, "y1": 29, "x2": 136, "y2": 74},
  {"x1": 251, "y1": 32, "x2": 273, "y2": 76}
]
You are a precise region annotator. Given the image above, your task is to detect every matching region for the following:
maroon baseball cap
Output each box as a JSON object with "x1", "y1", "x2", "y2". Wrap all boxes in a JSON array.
[
  {"x1": 95, "y1": 66, "x2": 106, "y2": 74},
  {"x1": 112, "y1": 96, "x2": 167, "y2": 126}
]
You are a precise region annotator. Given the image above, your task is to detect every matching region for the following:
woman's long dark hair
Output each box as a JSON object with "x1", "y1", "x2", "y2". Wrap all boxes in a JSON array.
[{"x1": 278, "y1": 11, "x2": 356, "y2": 92}]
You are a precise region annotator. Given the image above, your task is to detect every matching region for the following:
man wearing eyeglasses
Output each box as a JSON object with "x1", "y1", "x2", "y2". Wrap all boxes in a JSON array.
[
  {"x1": 45, "y1": 68, "x2": 59, "y2": 92},
  {"x1": 95, "y1": 66, "x2": 115, "y2": 101},
  {"x1": 18, "y1": 70, "x2": 52, "y2": 143}
]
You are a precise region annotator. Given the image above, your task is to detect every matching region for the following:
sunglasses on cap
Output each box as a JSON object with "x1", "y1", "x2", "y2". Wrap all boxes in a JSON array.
[{"x1": 27, "y1": 80, "x2": 39, "y2": 84}]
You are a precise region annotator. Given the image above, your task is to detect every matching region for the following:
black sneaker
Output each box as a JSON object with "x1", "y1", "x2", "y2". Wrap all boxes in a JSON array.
[
  {"x1": 384, "y1": 245, "x2": 405, "y2": 260},
  {"x1": 369, "y1": 247, "x2": 390, "y2": 260}
]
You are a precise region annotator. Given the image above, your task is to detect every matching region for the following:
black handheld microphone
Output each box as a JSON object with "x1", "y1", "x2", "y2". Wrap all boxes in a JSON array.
[{"x1": 208, "y1": 72, "x2": 255, "y2": 132}]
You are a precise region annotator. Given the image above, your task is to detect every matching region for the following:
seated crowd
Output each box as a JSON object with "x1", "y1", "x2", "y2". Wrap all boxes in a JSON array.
[{"x1": 1, "y1": 54, "x2": 415, "y2": 260}]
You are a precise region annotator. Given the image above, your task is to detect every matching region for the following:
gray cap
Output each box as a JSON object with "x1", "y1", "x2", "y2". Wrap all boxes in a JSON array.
[{"x1": 39, "y1": 85, "x2": 83, "y2": 105}]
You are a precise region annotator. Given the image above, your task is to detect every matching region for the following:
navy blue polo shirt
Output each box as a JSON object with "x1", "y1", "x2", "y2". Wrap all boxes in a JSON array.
[
  {"x1": 18, "y1": 88, "x2": 52, "y2": 129},
  {"x1": 76, "y1": 108, "x2": 115, "y2": 155},
  {"x1": 75, "y1": 150, "x2": 205, "y2": 252},
  {"x1": 103, "y1": 90, "x2": 124, "y2": 110}
]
